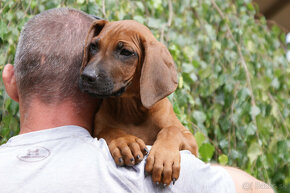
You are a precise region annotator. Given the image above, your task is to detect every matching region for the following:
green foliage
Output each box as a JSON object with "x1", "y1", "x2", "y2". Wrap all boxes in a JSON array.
[{"x1": 0, "y1": 0, "x2": 289, "y2": 192}]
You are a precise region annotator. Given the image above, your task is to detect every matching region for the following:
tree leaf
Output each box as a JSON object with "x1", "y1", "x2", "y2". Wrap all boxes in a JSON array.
[
  {"x1": 218, "y1": 154, "x2": 228, "y2": 165},
  {"x1": 195, "y1": 132, "x2": 205, "y2": 147},
  {"x1": 247, "y1": 142, "x2": 262, "y2": 163},
  {"x1": 199, "y1": 143, "x2": 215, "y2": 162}
]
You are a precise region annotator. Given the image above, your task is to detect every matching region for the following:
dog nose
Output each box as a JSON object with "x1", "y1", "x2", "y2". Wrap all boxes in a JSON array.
[{"x1": 81, "y1": 70, "x2": 97, "y2": 83}]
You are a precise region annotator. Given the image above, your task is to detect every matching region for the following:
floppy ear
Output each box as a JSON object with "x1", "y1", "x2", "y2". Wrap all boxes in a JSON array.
[
  {"x1": 81, "y1": 20, "x2": 107, "y2": 72},
  {"x1": 140, "y1": 40, "x2": 178, "y2": 108}
]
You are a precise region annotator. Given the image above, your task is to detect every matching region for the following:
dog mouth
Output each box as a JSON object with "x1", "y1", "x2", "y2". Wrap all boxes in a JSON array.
[
  {"x1": 84, "y1": 86, "x2": 127, "y2": 97},
  {"x1": 79, "y1": 79, "x2": 131, "y2": 98}
]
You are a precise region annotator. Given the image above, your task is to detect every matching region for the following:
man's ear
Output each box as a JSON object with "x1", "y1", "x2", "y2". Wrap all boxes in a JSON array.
[
  {"x1": 140, "y1": 40, "x2": 178, "y2": 108},
  {"x1": 81, "y1": 20, "x2": 108, "y2": 72},
  {"x1": 2, "y1": 64, "x2": 19, "y2": 102}
]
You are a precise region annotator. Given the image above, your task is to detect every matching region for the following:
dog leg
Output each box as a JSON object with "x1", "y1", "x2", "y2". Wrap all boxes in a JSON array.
[{"x1": 145, "y1": 126, "x2": 197, "y2": 186}]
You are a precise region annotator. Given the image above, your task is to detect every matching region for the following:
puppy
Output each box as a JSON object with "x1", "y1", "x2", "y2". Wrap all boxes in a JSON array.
[{"x1": 79, "y1": 20, "x2": 197, "y2": 186}]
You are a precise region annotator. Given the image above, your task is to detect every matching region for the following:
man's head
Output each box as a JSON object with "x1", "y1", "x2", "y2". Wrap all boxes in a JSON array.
[
  {"x1": 2, "y1": 8, "x2": 99, "y2": 132},
  {"x1": 6, "y1": 8, "x2": 95, "y2": 106}
]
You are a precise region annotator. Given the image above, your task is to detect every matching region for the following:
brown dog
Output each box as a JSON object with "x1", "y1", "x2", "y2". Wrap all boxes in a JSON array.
[{"x1": 79, "y1": 20, "x2": 197, "y2": 186}]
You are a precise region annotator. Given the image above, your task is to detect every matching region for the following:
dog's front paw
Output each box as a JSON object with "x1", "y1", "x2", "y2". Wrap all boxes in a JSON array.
[
  {"x1": 145, "y1": 144, "x2": 180, "y2": 186},
  {"x1": 108, "y1": 135, "x2": 148, "y2": 166}
]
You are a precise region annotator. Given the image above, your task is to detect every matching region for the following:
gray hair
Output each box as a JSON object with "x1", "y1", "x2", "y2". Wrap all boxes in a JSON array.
[{"x1": 14, "y1": 8, "x2": 95, "y2": 104}]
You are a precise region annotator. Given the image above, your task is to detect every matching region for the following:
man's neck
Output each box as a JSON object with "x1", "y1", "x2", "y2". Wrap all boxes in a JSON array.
[{"x1": 19, "y1": 97, "x2": 97, "y2": 135}]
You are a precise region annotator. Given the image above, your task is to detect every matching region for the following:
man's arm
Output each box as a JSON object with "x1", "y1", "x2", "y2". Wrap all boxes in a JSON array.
[{"x1": 217, "y1": 166, "x2": 274, "y2": 193}]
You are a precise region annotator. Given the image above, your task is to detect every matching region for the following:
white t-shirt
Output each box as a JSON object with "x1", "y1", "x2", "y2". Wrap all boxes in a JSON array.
[{"x1": 0, "y1": 126, "x2": 235, "y2": 193}]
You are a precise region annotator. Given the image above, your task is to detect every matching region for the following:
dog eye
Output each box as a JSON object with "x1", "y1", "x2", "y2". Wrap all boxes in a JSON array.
[
  {"x1": 89, "y1": 39, "x2": 99, "y2": 54},
  {"x1": 90, "y1": 43, "x2": 98, "y2": 54},
  {"x1": 120, "y1": 49, "x2": 134, "y2": 56}
]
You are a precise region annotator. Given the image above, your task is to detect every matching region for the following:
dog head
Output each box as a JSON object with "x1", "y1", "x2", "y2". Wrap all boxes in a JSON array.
[{"x1": 80, "y1": 20, "x2": 177, "y2": 108}]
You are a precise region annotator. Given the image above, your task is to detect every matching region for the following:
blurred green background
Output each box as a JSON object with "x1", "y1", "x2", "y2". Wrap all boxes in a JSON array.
[{"x1": 0, "y1": 0, "x2": 289, "y2": 192}]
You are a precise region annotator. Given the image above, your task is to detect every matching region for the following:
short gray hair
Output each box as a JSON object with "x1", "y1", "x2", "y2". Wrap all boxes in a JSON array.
[{"x1": 14, "y1": 8, "x2": 95, "y2": 104}]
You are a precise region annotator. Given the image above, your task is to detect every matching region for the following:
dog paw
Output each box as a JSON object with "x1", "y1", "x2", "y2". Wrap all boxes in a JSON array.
[
  {"x1": 145, "y1": 144, "x2": 180, "y2": 186},
  {"x1": 108, "y1": 135, "x2": 148, "y2": 166}
]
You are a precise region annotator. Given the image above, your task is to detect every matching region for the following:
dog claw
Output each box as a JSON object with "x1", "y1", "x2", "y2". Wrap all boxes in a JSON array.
[
  {"x1": 144, "y1": 148, "x2": 149, "y2": 154},
  {"x1": 130, "y1": 158, "x2": 135, "y2": 164},
  {"x1": 136, "y1": 155, "x2": 142, "y2": 160},
  {"x1": 118, "y1": 157, "x2": 124, "y2": 165},
  {"x1": 172, "y1": 178, "x2": 176, "y2": 185}
]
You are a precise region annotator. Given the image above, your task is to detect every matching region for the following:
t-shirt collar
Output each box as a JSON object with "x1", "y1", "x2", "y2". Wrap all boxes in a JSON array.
[{"x1": 3, "y1": 125, "x2": 91, "y2": 147}]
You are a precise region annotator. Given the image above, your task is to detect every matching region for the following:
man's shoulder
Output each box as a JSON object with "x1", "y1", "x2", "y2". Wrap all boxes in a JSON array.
[{"x1": 0, "y1": 126, "x2": 111, "y2": 161}]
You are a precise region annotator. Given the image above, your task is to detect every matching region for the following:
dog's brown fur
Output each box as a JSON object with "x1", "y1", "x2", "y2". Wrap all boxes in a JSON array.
[{"x1": 80, "y1": 20, "x2": 197, "y2": 186}]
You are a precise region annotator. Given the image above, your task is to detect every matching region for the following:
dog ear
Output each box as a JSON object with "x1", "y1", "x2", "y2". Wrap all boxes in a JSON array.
[
  {"x1": 81, "y1": 20, "x2": 107, "y2": 72},
  {"x1": 140, "y1": 40, "x2": 178, "y2": 108}
]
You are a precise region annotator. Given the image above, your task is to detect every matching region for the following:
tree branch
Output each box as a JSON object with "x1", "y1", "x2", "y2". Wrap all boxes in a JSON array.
[
  {"x1": 102, "y1": 0, "x2": 107, "y2": 19},
  {"x1": 167, "y1": 0, "x2": 173, "y2": 27},
  {"x1": 160, "y1": 0, "x2": 173, "y2": 43},
  {"x1": 210, "y1": 0, "x2": 258, "y2": 134}
]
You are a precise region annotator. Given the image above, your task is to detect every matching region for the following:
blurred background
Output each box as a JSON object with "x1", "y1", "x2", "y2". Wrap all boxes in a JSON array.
[
  {"x1": 253, "y1": 0, "x2": 290, "y2": 63},
  {"x1": 0, "y1": 0, "x2": 289, "y2": 192},
  {"x1": 254, "y1": 0, "x2": 289, "y2": 31}
]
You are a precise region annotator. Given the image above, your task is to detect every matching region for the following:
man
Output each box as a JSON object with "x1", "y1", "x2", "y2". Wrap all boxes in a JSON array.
[{"x1": 0, "y1": 8, "x2": 273, "y2": 193}]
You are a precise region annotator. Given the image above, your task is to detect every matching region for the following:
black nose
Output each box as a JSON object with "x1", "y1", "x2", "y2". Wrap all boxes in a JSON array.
[{"x1": 81, "y1": 70, "x2": 97, "y2": 83}]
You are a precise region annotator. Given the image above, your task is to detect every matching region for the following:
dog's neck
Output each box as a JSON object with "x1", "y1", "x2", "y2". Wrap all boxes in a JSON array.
[{"x1": 105, "y1": 96, "x2": 149, "y2": 125}]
